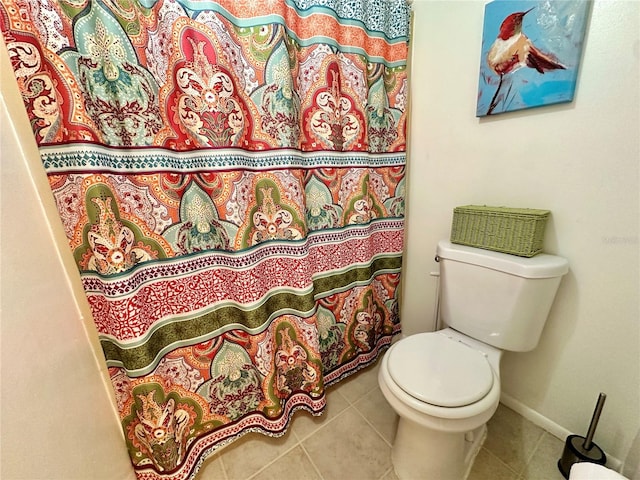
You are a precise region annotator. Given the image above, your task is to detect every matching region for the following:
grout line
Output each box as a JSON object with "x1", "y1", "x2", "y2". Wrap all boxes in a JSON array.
[
  {"x1": 226, "y1": 366, "x2": 387, "y2": 480},
  {"x1": 333, "y1": 364, "x2": 381, "y2": 407},
  {"x1": 292, "y1": 400, "x2": 351, "y2": 443},
  {"x1": 294, "y1": 406, "x2": 359, "y2": 479},
  {"x1": 297, "y1": 402, "x2": 391, "y2": 480},
  {"x1": 244, "y1": 406, "x2": 350, "y2": 480},
  {"x1": 481, "y1": 447, "x2": 520, "y2": 478},
  {"x1": 349, "y1": 379, "x2": 398, "y2": 450},
  {"x1": 498, "y1": 393, "x2": 624, "y2": 471},
  {"x1": 218, "y1": 453, "x2": 230, "y2": 480},
  {"x1": 343, "y1": 381, "x2": 380, "y2": 407},
  {"x1": 298, "y1": 439, "x2": 327, "y2": 480},
  {"x1": 235, "y1": 430, "x2": 300, "y2": 480},
  {"x1": 378, "y1": 466, "x2": 396, "y2": 480},
  {"x1": 351, "y1": 396, "x2": 395, "y2": 449},
  {"x1": 353, "y1": 396, "x2": 393, "y2": 448},
  {"x1": 519, "y1": 429, "x2": 548, "y2": 476}
]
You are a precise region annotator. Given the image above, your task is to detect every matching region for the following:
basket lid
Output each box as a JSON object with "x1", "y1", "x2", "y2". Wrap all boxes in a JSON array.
[
  {"x1": 437, "y1": 240, "x2": 569, "y2": 278},
  {"x1": 453, "y1": 205, "x2": 550, "y2": 217}
]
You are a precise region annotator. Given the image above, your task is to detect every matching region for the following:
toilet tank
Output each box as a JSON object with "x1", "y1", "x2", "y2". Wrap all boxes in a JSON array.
[{"x1": 436, "y1": 240, "x2": 569, "y2": 352}]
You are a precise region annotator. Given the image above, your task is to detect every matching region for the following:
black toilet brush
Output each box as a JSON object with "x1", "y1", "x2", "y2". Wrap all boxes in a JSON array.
[{"x1": 558, "y1": 392, "x2": 607, "y2": 479}]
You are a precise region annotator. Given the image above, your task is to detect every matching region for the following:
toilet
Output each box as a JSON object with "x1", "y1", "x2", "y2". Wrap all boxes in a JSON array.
[{"x1": 378, "y1": 240, "x2": 569, "y2": 480}]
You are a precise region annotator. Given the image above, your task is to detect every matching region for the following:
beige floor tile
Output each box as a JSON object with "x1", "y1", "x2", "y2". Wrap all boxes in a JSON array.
[
  {"x1": 199, "y1": 452, "x2": 227, "y2": 480},
  {"x1": 468, "y1": 448, "x2": 519, "y2": 480},
  {"x1": 483, "y1": 404, "x2": 545, "y2": 474},
  {"x1": 249, "y1": 446, "x2": 321, "y2": 480},
  {"x1": 335, "y1": 361, "x2": 382, "y2": 404},
  {"x1": 354, "y1": 386, "x2": 399, "y2": 445},
  {"x1": 221, "y1": 429, "x2": 299, "y2": 480},
  {"x1": 302, "y1": 407, "x2": 392, "y2": 480},
  {"x1": 202, "y1": 372, "x2": 568, "y2": 480},
  {"x1": 290, "y1": 388, "x2": 350, "y2": 441},
  {"x1": 519, "y1": 432, "x2": 566, "y2": 480}
]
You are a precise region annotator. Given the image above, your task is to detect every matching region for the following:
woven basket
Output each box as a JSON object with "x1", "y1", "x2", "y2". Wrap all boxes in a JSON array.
[{"x1": 450, "y1": 205, "x2": 550, "y2": 257}]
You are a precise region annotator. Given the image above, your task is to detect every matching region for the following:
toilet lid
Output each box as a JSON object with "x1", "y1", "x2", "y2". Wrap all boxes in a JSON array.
[{"x1": 387, "y1": 333, "x2": 494, "y2": 407}]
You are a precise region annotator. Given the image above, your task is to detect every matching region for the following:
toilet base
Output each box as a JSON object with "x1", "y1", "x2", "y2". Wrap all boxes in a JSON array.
[{"x1": 391, "y1": 418, "x2": 487, "y2": 480}]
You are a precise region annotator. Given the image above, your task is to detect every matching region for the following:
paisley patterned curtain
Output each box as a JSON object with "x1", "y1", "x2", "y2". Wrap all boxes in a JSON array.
[{"x1": 0, "y1": 1, "x2": 410, "y2": 478}]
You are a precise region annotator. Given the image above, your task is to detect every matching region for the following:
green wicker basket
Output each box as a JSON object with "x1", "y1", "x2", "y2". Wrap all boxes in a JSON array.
[{"x1": 450, "y1": 205, "x2": 550, "y2": 257}]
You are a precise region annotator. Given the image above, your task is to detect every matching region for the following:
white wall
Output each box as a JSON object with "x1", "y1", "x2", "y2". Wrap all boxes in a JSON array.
[
  {"x1": 403, "y1": 0, "x2": 640, "y2": 466},
  {"x1": 0, "y1": 40, "x2": 136, "y2": 479}
]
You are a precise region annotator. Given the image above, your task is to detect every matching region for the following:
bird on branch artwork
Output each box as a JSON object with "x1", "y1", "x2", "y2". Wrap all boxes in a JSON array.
[{"x1": 476, "y1": 1, "x2": 590, "y2": 117}]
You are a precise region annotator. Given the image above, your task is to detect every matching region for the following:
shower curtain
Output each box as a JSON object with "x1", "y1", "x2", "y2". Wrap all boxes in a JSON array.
[{"x1": 0, "y1": 1, "x2": 410, "y2": 478}]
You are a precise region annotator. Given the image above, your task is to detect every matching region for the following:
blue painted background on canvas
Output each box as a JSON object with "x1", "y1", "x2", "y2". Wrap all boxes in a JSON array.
[{"x1": 476, "y1": 0, "x2": 589, "y2": 117}]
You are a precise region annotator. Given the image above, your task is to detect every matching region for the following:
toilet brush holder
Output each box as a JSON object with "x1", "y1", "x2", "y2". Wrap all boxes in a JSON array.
[{"x1": 558, "y1": 393, "x2": 607, "y2": 479}]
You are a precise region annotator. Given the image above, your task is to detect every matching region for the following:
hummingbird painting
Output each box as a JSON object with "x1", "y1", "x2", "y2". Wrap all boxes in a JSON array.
[
  {"x1": 476, "y1": 1, "x2": 590, "y2": 117},
  {"x1": 488, "y1": 8, "x2": 565, "y2": 76}
]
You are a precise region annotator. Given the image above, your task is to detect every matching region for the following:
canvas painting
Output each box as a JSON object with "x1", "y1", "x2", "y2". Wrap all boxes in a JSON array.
[{"x1": 476, "y1": 0, "x2": 590, "y2": 117}]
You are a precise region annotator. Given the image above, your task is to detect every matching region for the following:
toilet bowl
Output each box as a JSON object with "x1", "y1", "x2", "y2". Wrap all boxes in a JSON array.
[
  {"x1": 378, "y1": 240, "x2": 569, "y2": 480},
  {"x1": 379, "y1": 328, "x2": 502, "y2": 479}
]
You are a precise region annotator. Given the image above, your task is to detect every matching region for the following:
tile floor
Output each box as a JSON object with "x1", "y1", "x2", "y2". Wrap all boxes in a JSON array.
[{"x1": 199, "y1": 359, "x2": 567, "y2": 480}]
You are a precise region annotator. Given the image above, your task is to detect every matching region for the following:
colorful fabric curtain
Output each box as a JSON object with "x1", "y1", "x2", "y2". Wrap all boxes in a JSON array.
[{"x1": 1, "y1": 1, "x2": 410, "y2": 478}]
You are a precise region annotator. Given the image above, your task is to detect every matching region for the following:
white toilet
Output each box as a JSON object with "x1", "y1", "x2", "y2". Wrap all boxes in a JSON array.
[{"x1": 378, "y1": 240, "x2": 569, "y2": 480}]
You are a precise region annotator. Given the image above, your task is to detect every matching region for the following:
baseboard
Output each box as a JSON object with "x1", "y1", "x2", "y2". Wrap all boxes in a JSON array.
[{"x1": 499, "y1": 392, "x2": 623, "y2": 473}]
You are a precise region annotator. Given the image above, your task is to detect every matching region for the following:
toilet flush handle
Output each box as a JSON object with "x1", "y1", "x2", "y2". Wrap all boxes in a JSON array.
[
  {"x1": 431, "y1": 258, "x2": 441, "y2": 331},
  {"x1": 431, "y1": 255, "x2": 440, "y2": 278}
]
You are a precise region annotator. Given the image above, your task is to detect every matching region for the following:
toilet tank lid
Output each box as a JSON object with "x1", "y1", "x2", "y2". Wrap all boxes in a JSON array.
[{"x1": 437, "y1": 240, "x2": 569, "y2": 278}]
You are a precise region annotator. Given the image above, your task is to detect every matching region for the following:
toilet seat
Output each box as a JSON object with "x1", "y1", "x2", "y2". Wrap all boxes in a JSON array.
[{"x1": 387, "y1": 333, "x2": 494, "y2": 408}]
